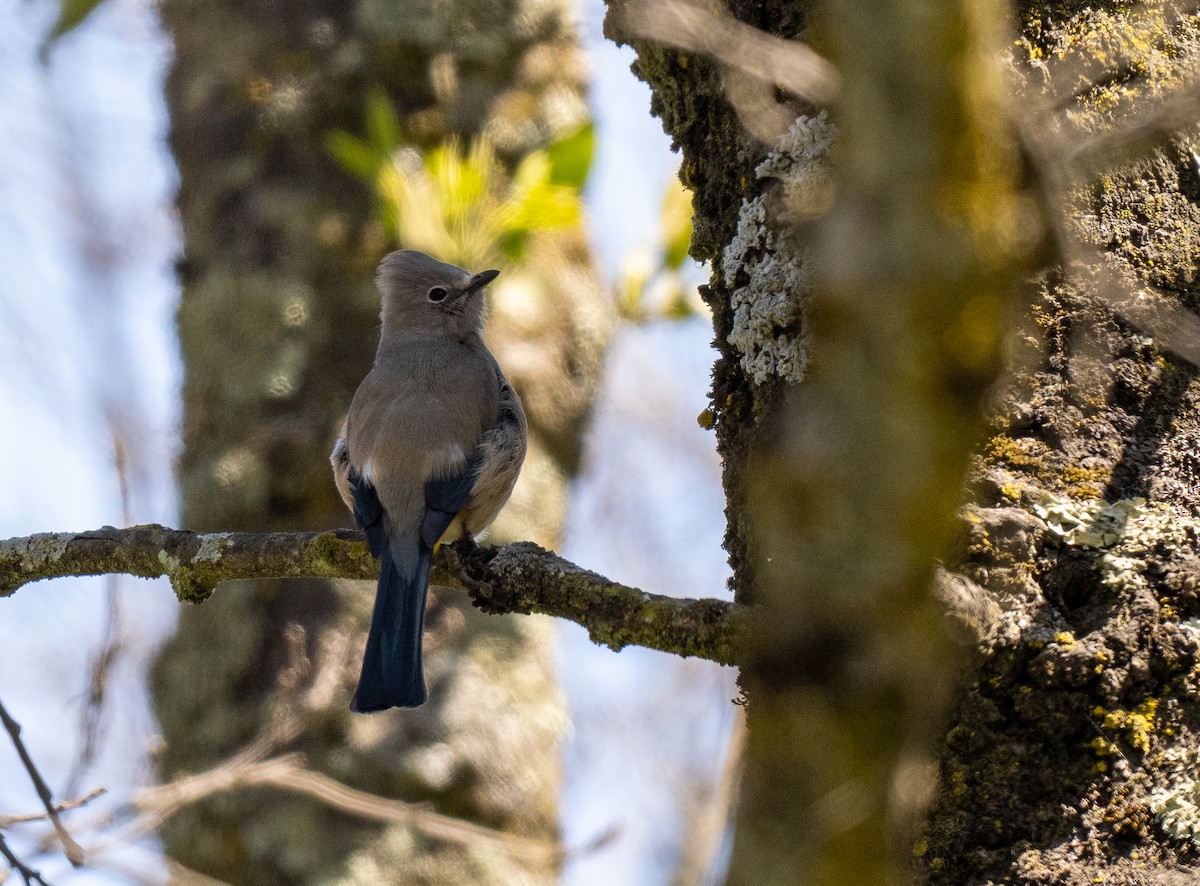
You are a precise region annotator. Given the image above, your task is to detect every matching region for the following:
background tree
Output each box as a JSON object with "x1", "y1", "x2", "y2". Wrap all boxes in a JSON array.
[{"x1": 150, "y1": 0, "x2": 607, "y2": 882}]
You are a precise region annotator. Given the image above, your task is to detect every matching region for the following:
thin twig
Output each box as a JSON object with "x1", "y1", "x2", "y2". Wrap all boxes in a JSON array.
[
  {"x1": 98, "y1": 751, "x2": 559, "y2": 866},
  {"x1": 616, "y1": 0, "x2": 840, "y2": 106},
  {"x1": 1007, "y1": 0, "x2": 1200, "y2": 373},
  {"x1": 162, "y1": 858, "x2": 236, "y2": 886},
  {"x1": 62, "y1": 573, "x2": 122, "y2": 800},
  {"x1": 0, "y1": 701, "x2": 84, "y2": 866},
  {"x1": 61, "y1": 428, "x2": 130, "y2": 799},
  {"x1": 75, "y1": 627, "x2": 559, "y2": 866},
  {"x1": 671, "y1": 705, "x2": 746, "y2": 886},
  {"x1": 1067, "y1": 87, "x2": 1200, "y2": 179},
  {"x1": 246, "y1": 756, "x2": 560, "y2": 864},
  {"x1": 0, "y1": 831, "x2": 53, "y2": 886},
  {"x1": 1033, "y1": 0, "x2": 1200, "y2": 115},
  {"x1": 0, "y1": 789, "x2": 107, "y2": 828}
]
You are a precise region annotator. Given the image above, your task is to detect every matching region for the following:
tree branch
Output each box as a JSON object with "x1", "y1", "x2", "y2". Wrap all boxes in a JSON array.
[
  {"x1": 0, "y1": 700, "x2": 85, "y2": 867},
  {"x1": 0, "y1": 526, "x2": 741, "y2": 664},
  {"x1": 0, "y1": 831, "x2": 54, "y2": 886},
  {"x1": 131, "y1": 751, "x2": 560, "y2": 866},
  {"x1": 0, "y1": 789, "x2": 107, "y2": 829}
]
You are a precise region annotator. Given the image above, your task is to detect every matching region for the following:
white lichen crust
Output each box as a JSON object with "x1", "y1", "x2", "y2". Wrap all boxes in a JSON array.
[
  {"x1": 1033, "y1": 492, "x2": 1200, "y2": 593},
  {"x1": 1150, "y1": 743, "x2": 1200, "y2": 848},
  {"x1": 723, "y1": 111, "x2": 837, "y2": 386}
]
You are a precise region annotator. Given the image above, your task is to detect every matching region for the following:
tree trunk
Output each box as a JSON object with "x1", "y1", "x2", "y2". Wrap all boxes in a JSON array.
[
  {"x1": 610, "y1": 0, "x2": 1200, "y2": 882},
  {"x1": 922, "y1": 2, "x2": 1200, "y2": 880},
  {"x1": 152, "y1": 1, "x2": 603, "y2": 882}
]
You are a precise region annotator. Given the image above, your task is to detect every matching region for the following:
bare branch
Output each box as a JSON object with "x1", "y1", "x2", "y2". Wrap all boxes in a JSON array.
[
  {"x1": 161, "y1": 858, "x2": 236, "y2": 886},
  {"x1": 77, "y1": 627, "x2": 561, "y2": 866},
  {"x1": 62, "y1": 574, "x2": 123, "y2": 800},
  {"x1": 0, "y1": 832, "x2": 53, "y2": 886},
  {"x1": 0, "y1": 525, "x2": 372, "y2": 602},
  {"x1": 671, "y1": 705, "x2": 746, "y2": 886},
  {"x1": 0, "y1": 790, "x2": 107, "y2": 829},
  {"x1": 62, "y1": 431, "x2": 135, "y2": 798},
  {"x1": 0, "y1": 701, "x2": 85, "y2": 867},
  {"x1": 241, "y1": 756, "x2": 559, "y2": 864},
  {"x1": 0, "y1": 526, "x2": 741, "y2": 664},
  {"x1": 437, "y1": 541, "x2": 741, "y2": 664},
  {"x1": 1007, "y1": 3, "x2": 1200, "y2": 373},
  {"x1": 1066, "y1": 87, "x2": 1200, "y2": 179},
  {"x1": 121, "y1": 751, "x2": 560, "y2": 865},
  {"x1": 615, "y1": 0, "x2": 840, "y2": 106},
  {"x1": 1089, "y1": 257, "x2": 1200, "y2": 369}
]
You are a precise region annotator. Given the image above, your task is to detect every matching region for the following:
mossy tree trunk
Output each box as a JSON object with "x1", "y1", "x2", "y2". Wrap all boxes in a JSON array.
[
  {"x1": 152, "y1": 1, "x2": 603, "y2": 883},
  {"x1": 610, "y1": 0, "x2": 1200, "y2": 882},
  {"x1": 922, "y1": 3, "x2": 1200, "y2": 882}
]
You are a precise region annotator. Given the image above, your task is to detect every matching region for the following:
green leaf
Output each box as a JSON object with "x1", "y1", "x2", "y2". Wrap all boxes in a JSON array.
[
  {"x1": 39, "y1": 0, "x2": 105, "y2": 61},
  {"x1": 364, "y1": 86, "x2": 401, "y2": 154},
  {"x1": 325, "y1": 130, "x2": 384, "y2": 181},
  {"x1": 429, "y1": 138, "x2": 492, "y2": 220},
  {"x1": 663, "y1": 283, "x2": 697, "y2": 320},
  {"x1": 615, "y1": 253, "x2": 651, "y2": 323},
  {"x1": 509, "y1": 185, "x2": 581, "y2": 231},
  {"x1": 497, "y1": 151, "x2": 580, "y2": 234},
  {"x1": 498, "y1": 230, "x2": 530, "y2": 262},
  {"x1": 661, "y1": 178, "x2": 694, "y2": 270},
  {"x1": 545, "y1": 123, "x2": 594, "y2": 190}
]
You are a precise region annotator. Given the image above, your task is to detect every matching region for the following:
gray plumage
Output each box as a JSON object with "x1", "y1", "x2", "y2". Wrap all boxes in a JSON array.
[{"x1": 331, "y1": 250, "x2": 527, "y2": 712}]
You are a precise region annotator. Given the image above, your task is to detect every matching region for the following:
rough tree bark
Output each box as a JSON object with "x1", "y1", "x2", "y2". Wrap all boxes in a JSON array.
[
  {"x1": 608, "y1": 0, "x2": 1200, "y2": 883},
  {"x1": 921, "y1": 3, "x2": 1200, "y2": 882}
]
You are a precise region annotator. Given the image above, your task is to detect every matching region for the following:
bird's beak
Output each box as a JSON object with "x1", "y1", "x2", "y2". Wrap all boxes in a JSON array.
[{"x1": 460, "y1": 269, "x2": 500, "y2": 298}]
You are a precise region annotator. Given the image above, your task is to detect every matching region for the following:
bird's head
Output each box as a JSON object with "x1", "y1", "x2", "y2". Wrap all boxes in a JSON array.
[{"x1": 375, "y1": 250, "x2": 499, "y2": 339}]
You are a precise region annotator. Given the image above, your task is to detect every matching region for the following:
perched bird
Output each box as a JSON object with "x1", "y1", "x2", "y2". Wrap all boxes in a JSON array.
[{"x1": 331, "y1": 250, "x2": 527, "y2": 712}]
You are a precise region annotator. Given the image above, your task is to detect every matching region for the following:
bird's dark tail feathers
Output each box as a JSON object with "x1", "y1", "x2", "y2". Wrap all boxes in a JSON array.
[
  {"x1": 347, "y1": 458, "x2": 481, "y2": 713},
  {"x1": 350, "y1": 535, "x2": 431, "y2": 713}
]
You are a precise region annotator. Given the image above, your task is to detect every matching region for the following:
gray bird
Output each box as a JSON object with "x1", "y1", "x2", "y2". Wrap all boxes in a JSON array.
[{"x1": 331, "y1": 250, "x2": 527, "y2": 712}]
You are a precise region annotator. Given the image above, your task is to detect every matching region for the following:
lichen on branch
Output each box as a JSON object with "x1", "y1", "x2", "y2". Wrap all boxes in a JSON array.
[{"x1": 0, "y1": 525, "x2": 740, "y2": 664}]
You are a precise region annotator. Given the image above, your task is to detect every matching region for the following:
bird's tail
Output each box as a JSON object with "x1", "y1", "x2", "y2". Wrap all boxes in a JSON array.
[{"x1": 350, "y1": 536, "x2": 431, "y2": 712}]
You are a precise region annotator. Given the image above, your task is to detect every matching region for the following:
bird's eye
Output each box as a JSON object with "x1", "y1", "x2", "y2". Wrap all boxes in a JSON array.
[{"x1": 427, "y1": 286, "x2": 449, "y2": 302}]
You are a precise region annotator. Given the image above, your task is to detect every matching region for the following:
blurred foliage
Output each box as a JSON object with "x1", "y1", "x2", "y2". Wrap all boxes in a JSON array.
[
  {"x1": 39, "y1": 0, "x2": 105, "y2": 60},
  {"x1": 327, "y1": 90, "x2": 593, "y2": 269},
  {"x1": 615, "y1": 175, "x2": 705, "y2": 323},
  {"x1": 326, "y1": 84, "x2": 705, "y2": 332}
]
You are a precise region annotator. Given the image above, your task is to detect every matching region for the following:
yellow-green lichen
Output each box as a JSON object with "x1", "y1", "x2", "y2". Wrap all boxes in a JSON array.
[
  {"x1": 1096, "y1": 698, "x2": 1160, "y2": 755},
  {"x1": 1090, "y1": 735, "x2": 1117, "y2": 757},
  {"x1": 986, "y1": 434, "x2": 1050, "y2": 472},
  {"x1": 1061, "y1": 464, "x2": 1110, "y2": 499},
  {"x1": 999, "y1": 483, "x2": 1023, "y2": 502}
]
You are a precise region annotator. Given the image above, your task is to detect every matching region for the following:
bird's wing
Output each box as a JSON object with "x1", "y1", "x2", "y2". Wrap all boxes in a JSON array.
[
  {"x1": 421, "y1": 452, "x2": 483, "y2": 547},
  {"x1": 348, "y1": 468, "x2": 388, "y2": 559},
  {"x1": 330, "y1": 424, "x2": 355, "y2": 513},
  {"x1": 458, "y1": 359, "x2": 527, "y2": 537}
]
